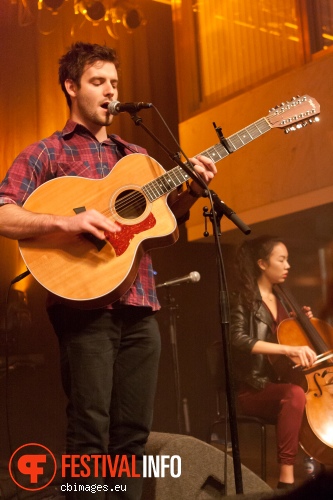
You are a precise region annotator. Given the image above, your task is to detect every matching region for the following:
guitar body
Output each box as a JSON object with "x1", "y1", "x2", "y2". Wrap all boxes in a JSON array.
[{"x1": 19, "y1": 154, "x2": 178, "y2": 308}]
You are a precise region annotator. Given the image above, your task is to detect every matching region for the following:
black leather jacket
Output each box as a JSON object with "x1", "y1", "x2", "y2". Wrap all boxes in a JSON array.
[{"x1": 230, "y1": 292, "x2": 285, "y2": 390}]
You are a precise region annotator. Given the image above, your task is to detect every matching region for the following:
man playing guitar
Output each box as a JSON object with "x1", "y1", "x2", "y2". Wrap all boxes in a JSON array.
[{"x1": 0, "y1": 42, "x2": 216, "y2": 499}]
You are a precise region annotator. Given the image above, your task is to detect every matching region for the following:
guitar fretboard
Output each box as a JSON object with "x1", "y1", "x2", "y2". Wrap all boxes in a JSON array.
[
  {"x1": 202, "y1": 117, "x2": 271, "y2": 161},
  {"x1": 143, "y1": 167, "x2": 190, "y2": 202},
  {"x1": 142, "y1": 116, "x2": 271, "y2": 203}
]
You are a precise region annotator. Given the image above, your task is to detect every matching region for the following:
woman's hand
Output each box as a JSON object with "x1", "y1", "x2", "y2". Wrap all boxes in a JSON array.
[
  {"x1": 302, "y1": 305, "x2": 313, "y2": 319},
  {"x1": 285, "y1": 344, "x2": 317, "y2": 368},
  {"x1": 289, "y1": 306, "x2": 313, "y2": 320}
]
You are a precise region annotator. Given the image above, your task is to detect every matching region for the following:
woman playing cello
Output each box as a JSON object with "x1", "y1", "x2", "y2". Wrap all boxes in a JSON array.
[{"x1": 230, "y1": 235, "x2": 317, "y2": 490}]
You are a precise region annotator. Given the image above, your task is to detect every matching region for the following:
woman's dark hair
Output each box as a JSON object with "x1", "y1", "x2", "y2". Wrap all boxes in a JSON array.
[
  {"x1": 234, "y1": 235, "x2": 285, "y2": 309},
  {"x1": 58, "y1": 42, "x2": 119, "y2": 108}
]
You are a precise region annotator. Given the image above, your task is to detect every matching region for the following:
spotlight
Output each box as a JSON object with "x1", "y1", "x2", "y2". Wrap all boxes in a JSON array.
[
  {"x1": 79, "y1": 1, "x2": 106, "y2": 23},
  {"x1": 108, "y1": 5, "x2": 146, "y2": 35},
  {"x1": 122, "y1": 8, "x2": 143, "y2": 30},
  {"x1": 38, "y1": 0, "x2": 65, "y2": 12}
]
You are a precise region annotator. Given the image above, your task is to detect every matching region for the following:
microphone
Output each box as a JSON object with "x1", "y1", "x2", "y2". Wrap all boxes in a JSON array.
[
  {"x1": 156, "y1": 271, "x2": 201, "y2": 288},
  {"x1": 108, "y1": 100, "x2": 153, "y2": 115}
]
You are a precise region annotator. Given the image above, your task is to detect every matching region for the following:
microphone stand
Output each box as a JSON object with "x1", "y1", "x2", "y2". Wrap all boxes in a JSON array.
[
  {"x1": 160, "y1": 285, "x2": 188, "y2": 435},
  {"x1": 129, "y1": 113, "x2": 209, "y2": 193},
  {"x1": 129, "y1": 111, "x2": 249, "y2": 494}
]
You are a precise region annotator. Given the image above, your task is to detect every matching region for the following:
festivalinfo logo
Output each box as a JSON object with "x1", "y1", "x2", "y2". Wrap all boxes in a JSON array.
[{"x1": 9, "y1": 443, "x2": 181, "y2": 492}]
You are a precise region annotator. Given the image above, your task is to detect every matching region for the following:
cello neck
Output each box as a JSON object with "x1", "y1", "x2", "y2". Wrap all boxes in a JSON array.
[{"x1": 274, "y1": 284, "x2": 329, "y2": 355}]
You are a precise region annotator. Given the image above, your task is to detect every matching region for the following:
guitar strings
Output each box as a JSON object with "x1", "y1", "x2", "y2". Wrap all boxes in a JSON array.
[
  {"x1": 96, "y1": 165, "x2": 187, "y2": 220},
  {"x1": 98, "y1": 174, "x2": 178, "y2": 219},
  {"x1": 99, "y1": 189, "x2": 148, "y2": 219}
]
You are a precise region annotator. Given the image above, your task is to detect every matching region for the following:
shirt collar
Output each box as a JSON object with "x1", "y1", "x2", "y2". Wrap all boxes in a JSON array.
[{"x1": 61, "y1": 119, "x2": 113, "y2": 145}]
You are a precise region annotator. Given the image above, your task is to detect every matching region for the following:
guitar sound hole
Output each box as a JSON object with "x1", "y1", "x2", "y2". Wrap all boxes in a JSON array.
[{"x1": 115, "y1": 189, "x2": 147, "y2": 219}]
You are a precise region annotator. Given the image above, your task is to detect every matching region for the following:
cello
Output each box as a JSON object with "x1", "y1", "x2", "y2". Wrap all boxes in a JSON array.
[{"x1": 274, "y1": 284, "x2": 333, "y2": 466}]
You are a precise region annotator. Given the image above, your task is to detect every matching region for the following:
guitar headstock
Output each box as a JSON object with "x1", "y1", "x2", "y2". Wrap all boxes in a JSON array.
[{"x1": 267, "y1": 95, "x2": 320, "y2": 133}]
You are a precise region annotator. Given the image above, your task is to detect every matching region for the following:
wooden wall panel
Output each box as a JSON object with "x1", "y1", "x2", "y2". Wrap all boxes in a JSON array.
[{"x1": 178, "y1": 53, "x2": 333, "y2": 241}]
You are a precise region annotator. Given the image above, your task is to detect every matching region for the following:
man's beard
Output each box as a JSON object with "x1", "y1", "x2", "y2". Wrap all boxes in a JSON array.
[{"x1": 78, "y1": 101, "x2": 113, "y2": 128}]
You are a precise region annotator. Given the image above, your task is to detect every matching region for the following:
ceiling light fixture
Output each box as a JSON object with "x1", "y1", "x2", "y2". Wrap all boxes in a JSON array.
[
  {"x1": 21, "y1": 1, "x2": 147, "y2": 36},
  {"x1": 38, "y1": 0, "x2": 66, "y2": 14},
  {"x1": 122, "y1": 8, "x2": 144, "y2": 30},
  {"x1": 77, "y1": 1, "x2": 107, "y2": 23}
]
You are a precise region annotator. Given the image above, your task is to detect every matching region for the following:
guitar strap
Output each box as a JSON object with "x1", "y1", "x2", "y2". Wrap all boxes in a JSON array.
[{"x1": 110, "y1": 135, "x2": 140, "y2": 158}]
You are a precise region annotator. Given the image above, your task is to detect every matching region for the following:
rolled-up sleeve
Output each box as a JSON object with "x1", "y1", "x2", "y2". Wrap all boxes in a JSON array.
[{"x1": 0, "y1": 142, "x2": 51, "y2": 207}]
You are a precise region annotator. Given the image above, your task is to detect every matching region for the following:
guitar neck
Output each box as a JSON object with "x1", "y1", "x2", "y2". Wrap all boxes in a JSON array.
[
  {"x1": 200, "y1": 116, "x2": 271, "y2": 161},
  {"x1": 143, "y1": 116, "x2": 271, "y2": 203},
  {"x1": 143, "y1": 93, "x2": 320, "y2": 202}
]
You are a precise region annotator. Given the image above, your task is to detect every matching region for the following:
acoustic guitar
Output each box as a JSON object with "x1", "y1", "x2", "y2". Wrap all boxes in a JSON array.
[{"x1": 19, "y1": 95, "x2": 320, "y2": 308}]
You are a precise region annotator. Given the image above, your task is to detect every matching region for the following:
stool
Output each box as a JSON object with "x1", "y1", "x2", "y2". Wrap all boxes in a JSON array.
[
  {"x1": 208, "y1": 402, "x2": 271, "y2": 481},
  {"x1": 206, "y1": 341, "x2": 274, "y2": 482}
]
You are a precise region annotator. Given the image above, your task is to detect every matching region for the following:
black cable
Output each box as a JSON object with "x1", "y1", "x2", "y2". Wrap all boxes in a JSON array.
[
  {"x1": 3, "y1": 286, "x2": 22, "y2": 499},
  {"x1": 2, "y1": 270, "x2": 31, "y2": 499}
]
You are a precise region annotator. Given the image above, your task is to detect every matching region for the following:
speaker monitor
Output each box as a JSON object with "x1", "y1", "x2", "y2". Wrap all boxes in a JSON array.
[{"x1": 142, "y1": 432, "x2": 273, "y2": 499}]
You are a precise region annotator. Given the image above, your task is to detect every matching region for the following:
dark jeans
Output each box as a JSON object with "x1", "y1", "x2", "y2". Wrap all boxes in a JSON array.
[{"x1": 48, "y1": 305, "x2": 161, "y2": 500}]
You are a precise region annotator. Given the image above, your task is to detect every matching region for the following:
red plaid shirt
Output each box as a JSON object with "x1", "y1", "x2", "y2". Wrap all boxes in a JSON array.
[{"x1": 0, "y1": 120, "x2": 161, "y2": 310}]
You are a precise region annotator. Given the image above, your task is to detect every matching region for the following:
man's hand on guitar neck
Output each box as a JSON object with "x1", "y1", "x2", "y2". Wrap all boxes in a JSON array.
[
  {"x1": 187, "y1": 154, "x2": 217, "y2": 196},
  {"x1": 168, "y1": 154, "x2": 217, "y2": 219}
]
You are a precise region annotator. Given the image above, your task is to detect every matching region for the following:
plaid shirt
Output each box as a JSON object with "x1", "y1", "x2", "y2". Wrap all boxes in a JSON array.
[{"x1": 0, "y1": 120, "x2": 160, "y2": 310}]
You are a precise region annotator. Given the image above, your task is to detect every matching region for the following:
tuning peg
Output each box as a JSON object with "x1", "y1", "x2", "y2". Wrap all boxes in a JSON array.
[
  {"x1": 284, "y1": 125, "x2": 297, "y2": 134},
  {"x1": 308, "y1": 116, "x2": 320, "y2": 124}
]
